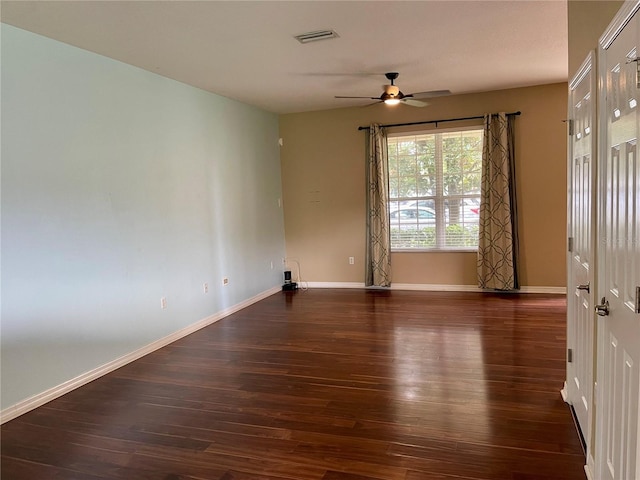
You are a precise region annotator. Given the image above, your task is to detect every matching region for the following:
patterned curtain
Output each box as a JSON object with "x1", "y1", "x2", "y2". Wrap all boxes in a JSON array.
[
  {"x1": 365, "y1": 124, "x2": 391, "y2": 287},
  {"x1": 477, "y1": 113, "x2": 519, "y2": 290}
]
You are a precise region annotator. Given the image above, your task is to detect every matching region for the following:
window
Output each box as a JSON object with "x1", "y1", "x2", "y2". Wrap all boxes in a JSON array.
[{"x1": 388, "y1": 127, "x2": 483, "y2": 250}]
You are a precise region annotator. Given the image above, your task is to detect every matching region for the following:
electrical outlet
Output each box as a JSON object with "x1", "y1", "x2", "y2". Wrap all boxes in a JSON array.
[
  {"x1": 270, "y1": 261, "x2": 274, "y2": 270},
  {"x1": 203, "y1": 282, "x2": 209, "y2": 293},
  {"x1": 349, "y1": 256, "x2": 355, "y2": 265},
  {"x1": 160, "y1": 297, "x2": 167, "y2": 309},
  {"x1": 222, "y1": 277, "x2": 229, "y2": 286}
]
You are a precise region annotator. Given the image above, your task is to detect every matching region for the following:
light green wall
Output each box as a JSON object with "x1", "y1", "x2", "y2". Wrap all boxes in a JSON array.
[{"x1": 1, "y1": 24, "x2": 285, "y2": 409}]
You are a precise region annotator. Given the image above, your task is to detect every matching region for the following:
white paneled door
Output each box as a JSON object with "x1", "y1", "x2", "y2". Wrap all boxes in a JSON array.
[
  {"x1": 598, "y1": 3, "x2": 640, "y2": 479},
  {"x1": 567, "y1": 51, "x2": 596, "y2": 456}
]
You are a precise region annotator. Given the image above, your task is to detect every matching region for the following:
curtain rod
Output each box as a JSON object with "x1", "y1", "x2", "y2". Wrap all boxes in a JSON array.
[{"x1": 357, "y1": 111, "x2": 521, "y2": 131}]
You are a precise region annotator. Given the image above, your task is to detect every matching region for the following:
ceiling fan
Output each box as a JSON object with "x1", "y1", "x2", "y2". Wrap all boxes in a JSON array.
[{"x1": 335, "y1": 72, "x2": 450, "y2": 107}]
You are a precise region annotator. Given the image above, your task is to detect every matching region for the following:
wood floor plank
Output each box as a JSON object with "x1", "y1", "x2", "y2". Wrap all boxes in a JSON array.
[
  {"x1": 1, "y1": 290, "x2": 586, "y2": 479},
  {"x1": 322, "y1": 472, "x2": 385, "y2": 480},
  {"x1": 0, "y1": 457, "x2": 110, "y2": 480}
]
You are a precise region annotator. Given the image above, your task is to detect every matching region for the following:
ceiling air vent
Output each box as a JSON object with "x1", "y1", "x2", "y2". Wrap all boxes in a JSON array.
[{"x1": 294, "y1": 30, "x2": 339, "y2": 44}]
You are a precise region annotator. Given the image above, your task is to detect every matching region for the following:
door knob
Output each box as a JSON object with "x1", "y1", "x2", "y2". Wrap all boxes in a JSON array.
[
  {"x1": 595, "y1": 297, "x2": 610, "y2": 316},
  {"x1": 577, "y1": 283, "x2": 590, "y2": 293}
]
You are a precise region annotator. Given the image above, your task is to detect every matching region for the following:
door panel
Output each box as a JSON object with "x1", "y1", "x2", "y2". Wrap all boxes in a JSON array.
[
  {"x1": 567, "y1": 51, "x2": 596, "y2": 451},
  {"x1": 598, "y1": 5, "x2": 640, "y2": 478}
]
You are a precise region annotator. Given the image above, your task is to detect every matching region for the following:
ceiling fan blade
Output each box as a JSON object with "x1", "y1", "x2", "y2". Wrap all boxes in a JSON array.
[
  {"x1": 408, "y1": 90, "x2": 452, "y2": 99},
  {"x1": 402, "y1": 98, "x2": 429, "y2": 107},
  {"x1": 335, "y1": 95, "x2": 380, "y2": 99}
]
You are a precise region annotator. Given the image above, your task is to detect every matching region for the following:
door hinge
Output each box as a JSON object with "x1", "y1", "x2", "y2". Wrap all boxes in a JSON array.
[
  {"x1": 577, "y1": 283, "x2": 590, "y2": 293},
  {"x1": 567, "y1": 119, "x2": 574, "y2": 136},
  {"x1": 568, "y1": 237, "x2": 574, "y2": 252},
  {"x1": 629, "y1": 58, "x2": 640, "y2": 88},
  {"x1": 567, "y1": 348, "x2": 573, "y2": 363},
  {"x1": 635, "y1": 286, "x2": 640, "y2": 314}
]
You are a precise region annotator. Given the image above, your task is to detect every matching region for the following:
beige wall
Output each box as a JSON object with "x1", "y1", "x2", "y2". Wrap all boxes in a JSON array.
[
  {"x1": 568, "y1": 0, "x2": 623, "y2": 77},
  {"x1": 279, "y1": 83, "x2": 568, "y2": 287}
]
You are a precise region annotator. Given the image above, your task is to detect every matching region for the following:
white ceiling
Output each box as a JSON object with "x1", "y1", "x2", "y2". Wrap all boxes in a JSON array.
[{"x1": 1, "y1": 1, "x2": 568, "y2": 114}]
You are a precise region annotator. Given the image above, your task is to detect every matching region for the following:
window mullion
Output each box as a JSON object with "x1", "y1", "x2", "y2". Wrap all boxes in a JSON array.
[{"x1": 434, "y1": 134, "x2": 445, "y2": 248}]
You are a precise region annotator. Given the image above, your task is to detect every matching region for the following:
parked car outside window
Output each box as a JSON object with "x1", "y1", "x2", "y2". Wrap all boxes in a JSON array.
[{"x1": 389, "y1": 207, "x2": 436, "y2": 230}]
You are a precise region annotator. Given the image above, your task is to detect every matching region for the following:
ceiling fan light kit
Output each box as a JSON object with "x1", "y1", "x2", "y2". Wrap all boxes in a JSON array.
[
  {"x1": 382, "y1": 83, "x2": 401, "y2": 105},
  {"x1": 335, "y1": 72, "x2": 451, "y2": 107}
]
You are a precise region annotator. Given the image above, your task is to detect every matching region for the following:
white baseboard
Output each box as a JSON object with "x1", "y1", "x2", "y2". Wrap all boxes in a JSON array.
[
  {"x1": 561, "y1": 382, "x2": 569, "y2": 402},
  {"x1": 306, "y1": 282, "x2": 365, "y2": 289},
  {"x1": 306, "y1": 282, "x2": 566, "y2": 294},
  {"x1": 584, "y1": 463, "x2": 594, "y2": 480},
  {"x1": 584, "y1": 452, "x2": 595, "y2": 480},
  {"x1": 0, "y1": 286, "x2": 281, "y2": 425},
  {"x1": 519, "y1": 286, "x2": 566, "y2": 294},
  {"x1": 392, "y1": 283, "x2": 481, "y2": 292}
]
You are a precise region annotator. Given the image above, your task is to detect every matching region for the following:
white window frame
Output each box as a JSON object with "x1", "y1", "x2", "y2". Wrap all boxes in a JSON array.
[{"x1": 387, "y1": 125, "x2": 483, "y2": 252}]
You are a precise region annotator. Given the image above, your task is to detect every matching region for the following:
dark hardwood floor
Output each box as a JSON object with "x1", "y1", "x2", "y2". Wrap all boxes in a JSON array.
[{"x1": 1, "y1": 289, "x2": 586, "y2": 480}]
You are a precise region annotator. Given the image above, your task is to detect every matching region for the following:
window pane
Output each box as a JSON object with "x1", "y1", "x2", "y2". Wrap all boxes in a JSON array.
[
  {"x1": 388, "y1": 200, "x2": 402, "y2": 214},
  {"x1": 389, "y1": 177, "x2": 399, "y2": 198},
  {"x1": 446, "y1": 197, "x2": 481, "y2": 224},
  {"x1": 388, "y1": 153, "x2": 398, "y2": 177},
  {"x1": 397, "y1": 139, "x2": 415, "y2": 156},
  {"x1": 416, "y1": 137, "x2": 436, "y2": 171},
  {"x1": 444, "y1": 197, "x2": 481, "y2": 247},
  {"x1": 442, "y1": 174, "x2": 462, "y2": 196},
  {"x1": 387, "y1": 128, "x2": 482, "y2": 250},
  {"x1": 390, "y1": 227, "x2": 436, "y2": 249},
  {"x1": 418, "y1": 175, "x2": 436, "y2": 196},
  {"x1": 462, "y1": 172, "x2": 482, "y2": 195},
  {"x1": 445, "y1": 222, "x2": 479, "y2": 248},
  {"x1": 398, "y1": 175, "x2": 416, "y2": 197}
]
